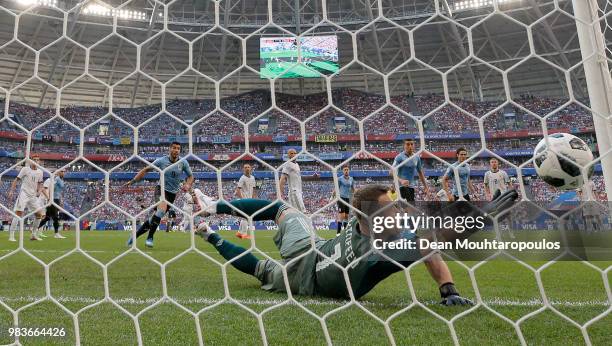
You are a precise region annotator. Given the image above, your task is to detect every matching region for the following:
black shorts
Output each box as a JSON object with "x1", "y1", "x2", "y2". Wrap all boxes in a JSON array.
[
  {"x1": 399, "y1": 186, "x2": 415, "y2": 202},
  {"x1": 46, "y1": 199, "x2": 60, "y2": 218},
  {"x1": 453, "y1": 194, "x2": 471, "y2": 201},
  {"x1": 167, "y1": 209, "x2": 177, "y2": 219},
  {"x1": 337, "y1": 197, "x2": 351, "y2": 214},
  {"x1": 154, "y1": 185, "x2": 177, "y2": 205}
]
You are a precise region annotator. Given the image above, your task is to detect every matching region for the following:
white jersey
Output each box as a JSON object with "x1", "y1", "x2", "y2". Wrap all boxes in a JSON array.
[
  {"x1": 436, "y1": 189, "x2": 449, "y2": 201},
  {"x1": 237, "y1": 174, "x2": 256, "y2": 198},
  {"x1": 17, "y1": 166, "x2": 44, "y2": 198},
  {"x1": 484, "y1": 169, "x2": 509, "y2": 197},
  {"x1": 182, "y1": 191, "x2": 194, "y2": 214},
  {"x1": 281, "y1": 161, "x2": 303, "y2": 194},
  {"x1": 578, "y1": 180, "x2": 599, "y2": 217},
  {"x1": 578, "y1": 180, "x2": 596, "y2": 201},
  {"x1": 184, "y1": 189, "x2": 215, "y2": 212}
]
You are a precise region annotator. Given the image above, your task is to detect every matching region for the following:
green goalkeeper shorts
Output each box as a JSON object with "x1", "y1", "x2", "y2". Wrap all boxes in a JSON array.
[{"x1": 255, "y1": 211, "x2": 324, "y2": 295}]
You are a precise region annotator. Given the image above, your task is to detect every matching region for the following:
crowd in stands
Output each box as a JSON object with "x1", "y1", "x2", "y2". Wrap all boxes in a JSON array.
[
  {"x1": 5, "y1": 90, "x2": 596, "y2": 139},
  {"x1": 0, "y1": 89, "x2": 607, "y2": 226}
]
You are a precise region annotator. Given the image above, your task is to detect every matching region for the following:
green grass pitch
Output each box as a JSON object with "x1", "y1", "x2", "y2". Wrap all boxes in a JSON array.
[{"x1": 0, "y1": 230, "x2": 610, "y2": 345}]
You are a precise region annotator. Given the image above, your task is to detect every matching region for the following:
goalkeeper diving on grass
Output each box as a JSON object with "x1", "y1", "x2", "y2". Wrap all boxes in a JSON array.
[{"x1": 193, "y1": 185, "x2": 518, "y2": 304}]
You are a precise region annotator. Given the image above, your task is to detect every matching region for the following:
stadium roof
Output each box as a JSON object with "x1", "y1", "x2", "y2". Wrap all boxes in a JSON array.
[{"x1": 0, "y1": 0, "x2": 591, "y2": 108}]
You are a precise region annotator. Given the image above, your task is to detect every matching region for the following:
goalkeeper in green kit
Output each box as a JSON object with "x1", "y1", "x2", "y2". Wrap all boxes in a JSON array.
[{"x1": 195, "y1": 184, "x2": 517, "y2": 304}]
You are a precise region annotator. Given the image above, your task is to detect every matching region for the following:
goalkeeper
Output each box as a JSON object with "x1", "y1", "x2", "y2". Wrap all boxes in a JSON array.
[{"x1": 195, "y1": 185, "x2": 517, "y2": 304}]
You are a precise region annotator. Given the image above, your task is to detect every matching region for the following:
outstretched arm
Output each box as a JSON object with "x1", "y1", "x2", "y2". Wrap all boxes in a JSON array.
[
  {"x1": 279, "y1": 174, "x2": 287, "y2": 197},
  {"x1": 484, "y1": 181, "x2": 491, "y2": 201},
  {"x1": 422, "y1": 255, "x2": 472, "y2": 305},
  {"x1": 302, "y1": 172, "x2": 320, "y2": 181},
  {"x1": 183, "y1": 175, "x2": 194, "y2": 191},
  {"x1": 423, "y1": 255, "x2": 453, "y2": 286},
  {"x1": 124, "y1": 166, "x2": 152, "y2": 187},
  {"x1": 413, "y1": 190, "x2": 518, "y2": 305},
  {"x1": 8, "y1": 177, "x2": 21, "y2": 201},
  {"x1": 441, "y1": 175, "x2": 453, "y2": 201}
]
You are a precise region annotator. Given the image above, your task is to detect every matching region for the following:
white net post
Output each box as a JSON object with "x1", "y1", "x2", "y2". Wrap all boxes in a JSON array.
[{"x1": 572, "y1": 0, "x2": 612, "y2": 199}]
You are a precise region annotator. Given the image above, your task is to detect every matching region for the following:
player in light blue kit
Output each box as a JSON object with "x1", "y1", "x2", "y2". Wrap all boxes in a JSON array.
[
  {"x1": 392, "y1": 139, "x2": 429, "y2": 201},
  {"x1": 331, "y1": 165, "x2": 355, "y2": 234},
  {"x1": 442, "y1": 147, "x2": 475, "y2": 201},
  {"x1": 124, "y1": 142, "x2": 194, "y2": 247}
]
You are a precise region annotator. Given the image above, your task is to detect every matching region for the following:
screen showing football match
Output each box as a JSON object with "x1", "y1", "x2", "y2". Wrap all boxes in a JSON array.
[{"x1": 259, "y1": 35, "x2": 339, "y2": 78}]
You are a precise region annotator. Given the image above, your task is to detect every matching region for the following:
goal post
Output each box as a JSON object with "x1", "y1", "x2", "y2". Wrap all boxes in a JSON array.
[{"x1": 572, "y1": 0, "x2": 612, "y2": 200}]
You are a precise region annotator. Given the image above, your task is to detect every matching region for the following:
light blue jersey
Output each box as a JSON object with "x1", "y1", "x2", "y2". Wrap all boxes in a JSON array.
[
  {"x1": 152, "y1": 156, "x2": 193, "y2": 194},
  {"x1": 338, "y1": 175, "x2": 354, "y2": 199},
  {"x1": 393, "y1": 152, "x2": 423, "y2": 185},
  {"x1": 444, "y1": 162, "x2": 471, "y2": 196},
  {"x1": 53, "y1": 176, "x2": 64, "y2": 200}
]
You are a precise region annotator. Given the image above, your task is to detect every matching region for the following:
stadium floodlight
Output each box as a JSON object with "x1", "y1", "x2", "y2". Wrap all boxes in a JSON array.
[
  {"x1": 82, "y1": 3, "x2": 112, "y2": 17},
  {"x1": 82, "y1": 3, "x2": 147, "y2": 20},
  {"x1": 16, "y1": 0, "x2": 58, "y2": 7},
  {"x1": 454, "y1": 0, "x2": 516, "y2": 11}
]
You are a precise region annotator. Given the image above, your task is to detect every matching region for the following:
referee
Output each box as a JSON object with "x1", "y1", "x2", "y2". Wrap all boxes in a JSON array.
[{"x1": 392, "y1": 139, "x2": 429, "y2": 201}]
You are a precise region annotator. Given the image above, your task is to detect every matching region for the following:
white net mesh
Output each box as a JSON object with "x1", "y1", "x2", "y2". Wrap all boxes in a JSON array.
[{"x1": 0, "y1": 0, "x2": 611, "y2": 345}]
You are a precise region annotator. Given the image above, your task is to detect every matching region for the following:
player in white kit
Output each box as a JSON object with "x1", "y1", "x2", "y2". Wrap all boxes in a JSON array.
[
  {"x1": 180, "y1": 191, "x2": 194, "y2": 232},
  {"x1": 180, "y1": 185, "x2": 214, "y2": 232},
  {"x1": 436, "y1": 189, "x2": 449, "y2": 201},
  {"x1": 235, "y1": 163, "x2": 257, "y2": 239},
  {"x1": 577, "y1": 179, "x2": 601, "y2": 232},
  {"x1": 279, "y1": 149, "x2": 307, "y2": 212},
  {"x1": 181, "y1": 187, "x2": 215, "y2": 231},
  {"x1": 38, "y1": 176, "x2": 52, "y2": 238},
  {"x1": 7, "y1": 155, "x2": 47, "y2": 242},
  {"x1": 483, "y1": 158, "x2": 511, "y2": 201}
]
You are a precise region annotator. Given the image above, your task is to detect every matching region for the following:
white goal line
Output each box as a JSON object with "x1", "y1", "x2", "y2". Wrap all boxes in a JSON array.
[{"x1": 0, "y1": 296, "x2": 608, "y2": 308}]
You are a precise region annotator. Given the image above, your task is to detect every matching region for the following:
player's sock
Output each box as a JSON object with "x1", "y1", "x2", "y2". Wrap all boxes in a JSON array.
[
  {"x1": 342, "y1": 221, "x2": 347, "y2": 230},
  {"x1": 207, "y1": 233, "x2": 258, "y2": 275},
  {"x1": 31, "y1": 218, "x2": 42, "y2": 238},
  {"x1": 9, "y1": 217, "x2": 18, "y2": 240},
  {"x1": 135, "y1": 220, "x2": 150, "y2": 238},
  {"x1": 214, "y1": 199, "x2": 286, "y2": 221},
  {"x1": 53, "y1": 218, "x2": 60, "y2": 234},
  {"x1": 38, "y1": 216, "x2": 50, "y2": 229},
  {"x1": 146, "y1": 209, "x2": 165, "y2": 240},
  {"x1": 239, "y1": 219, "x2": 248, "y2": 235},
  {"x1": 336, "y1": 221, "x2": 342, "y2": 234}
]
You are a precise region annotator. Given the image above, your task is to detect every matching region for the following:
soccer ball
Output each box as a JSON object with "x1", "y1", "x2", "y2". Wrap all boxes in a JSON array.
[{"x1": 533, "y1": 133, "x2": 594, "y2": 190}]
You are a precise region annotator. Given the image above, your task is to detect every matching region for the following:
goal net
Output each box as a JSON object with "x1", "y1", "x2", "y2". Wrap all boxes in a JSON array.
[{"x1": 0, "y1": 0, "x2": 610, "y2": 345}]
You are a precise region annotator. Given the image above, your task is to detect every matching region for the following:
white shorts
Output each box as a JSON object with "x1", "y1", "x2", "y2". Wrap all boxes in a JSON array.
[
  {"x1": 288, "y1": 191, "x2": 306, "y2": 212},
  {"x1": 14, "y1": 194, "x2": 43, "y2": 213}
]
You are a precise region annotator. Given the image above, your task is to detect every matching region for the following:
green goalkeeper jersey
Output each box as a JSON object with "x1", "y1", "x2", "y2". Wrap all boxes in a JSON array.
[
  {"x1": 300, "y1": 218, "x2": 421, "y2": 299},
  {"x1": 216, "y1": 199, "x2": 422, "y2": 299}
]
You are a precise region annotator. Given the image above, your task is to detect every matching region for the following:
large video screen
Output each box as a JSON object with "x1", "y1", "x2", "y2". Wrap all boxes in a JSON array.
[{"x1": 260, "y1": 36, "x2": 339, "y2": 78}]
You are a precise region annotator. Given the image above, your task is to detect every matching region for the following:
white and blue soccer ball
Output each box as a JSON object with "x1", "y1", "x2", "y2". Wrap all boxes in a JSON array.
[{"x1": 533, "y1": 133, "x2": 594, "y2": 190}]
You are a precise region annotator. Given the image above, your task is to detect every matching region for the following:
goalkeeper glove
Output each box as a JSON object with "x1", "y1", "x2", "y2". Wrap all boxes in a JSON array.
[
  {"x1": 439, "y1": 282, "x2": 473, "y2": 306},
  {"x1": 482, "y1": 189, "x2": 518, "y2": 218}
]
